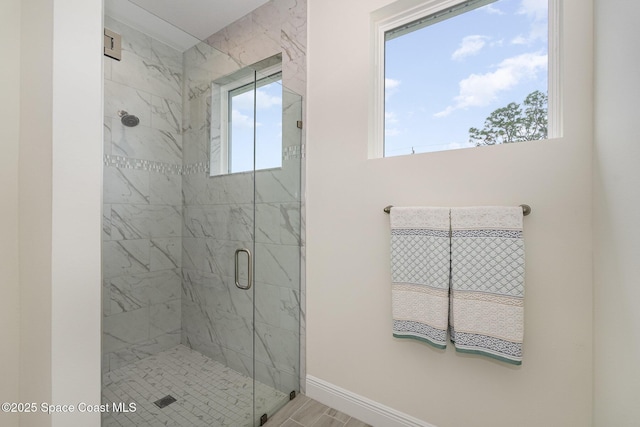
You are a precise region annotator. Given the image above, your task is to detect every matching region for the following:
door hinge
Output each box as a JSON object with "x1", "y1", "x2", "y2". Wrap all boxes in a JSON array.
[{"x1": 104, "y1": 28, "x2": 122, "y2": 61}]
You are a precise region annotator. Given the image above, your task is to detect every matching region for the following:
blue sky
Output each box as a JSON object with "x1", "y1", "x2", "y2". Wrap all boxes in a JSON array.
[
  {"x1": 384, "y1": 0, "x2": 548, "y2": 156},
  {"x1": 229, "y1": 78, "x2": 283, "y2": 173}
]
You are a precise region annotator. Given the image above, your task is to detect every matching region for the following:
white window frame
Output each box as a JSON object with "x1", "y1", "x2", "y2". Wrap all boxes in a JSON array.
[
  {"x1": 368, "y1": 0, "x2": 562, "y2": 159},
  {"x1": 215, "y1": 63, "x2": 282, "y2": 175}
]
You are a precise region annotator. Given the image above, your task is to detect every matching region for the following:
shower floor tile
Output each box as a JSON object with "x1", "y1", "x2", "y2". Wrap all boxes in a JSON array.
[{"x1": 102, "y1": 345, "x2": 288, "y2": 427}]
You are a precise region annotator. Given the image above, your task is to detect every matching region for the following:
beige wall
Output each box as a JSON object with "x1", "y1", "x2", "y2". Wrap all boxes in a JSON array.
[
  {"x1": 17, "y1": 0, "x2": 103, "y2": 426},
  {"x1": 19, "y1": 0, "x2": 54, "y2": 424},
  {"x1": 0, "y1": 0, "x2": 22, "y2": 426},
  {"x1": 9, "y1": 0, "x2": 640, "y2": 425},
  {"x1": 306, "y1": 0, "x2": 593, "y2": 426},
  {"x1": 593, "y1": 0, "x2": 640, "y2": 425}
]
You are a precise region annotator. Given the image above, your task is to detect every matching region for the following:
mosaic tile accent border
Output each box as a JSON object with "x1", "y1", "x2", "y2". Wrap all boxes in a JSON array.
[
  {"x1": 104, "y1": 155, "x2": 182, "y2": 175},
  {"x1": 183, "y1": 161, "x2": 210, "y2": 175},
  {"x1": 105, "y1": 146, "x2": 304, "y2": 176},
  {"x1": 283, "y1": 145, "x2": 305, "y2": 160}
]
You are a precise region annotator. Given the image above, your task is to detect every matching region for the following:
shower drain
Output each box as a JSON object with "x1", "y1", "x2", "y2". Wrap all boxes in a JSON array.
[{"x1": 153, "y1": 395, "x2": 177, "y2": 408}]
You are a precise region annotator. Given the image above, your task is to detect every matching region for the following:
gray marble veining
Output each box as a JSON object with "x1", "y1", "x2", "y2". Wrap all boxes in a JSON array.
[
  {"x1": 111, "y1": 49, "x2": 182, "y2": 105},
  {"x1": 255, "y1": 321, "x2": 299, "y2": 375},
  {"x1": 150, "y1": 172, "x2": 182, "y2": 205},
  {"x1": 105, "y1": 16, "x2": 153, "y2": 60},
  {"x1": 103, "y1": 120, "x2": 112, "y2": 156},
  {"x1": 150, "y1": 237, "x2": 182, "y2": 270},
  {"x1": 103, "y1": 239, "x2": 150, "y2": 279},
  {"x1": 110, "y1": 204, "x2": 181, "y2": 241},
  {"x1": 151, "y1": 96, "x2": 182, "y2": 135},
  {"x1": 150, "y1": 299, "x2": 181, "y2": 337},
  {"x1": 104, "y1": 166, "x2": 150, "y2": 205},
  {"x1": 107, "y1": 269, "x2": 181, "y2": 315},
  {"x1": 103, "y1": 16, "x2": 184, "y2": 369},
  {"x1": 178, "y1": 0, "x2": 306, "y2": 396},
  {"x1": 103, "y1": 204, "x2": 112, "y2": 241},
  {"x1": 104, "y1": 80, "x2": 152, "y2": 123},
  {"x1": 183, "y1": 128, "x2": 210, "y2": 167},
  {"x1": 103, "y1": 1, "x2": 306, "y2": 399},
  {"x1": 103, "y1": 307, "x2": 150, "y2": 353},
  {"x1": 111, "y1": 121, "x2": 182, "y2": 165},
  {"x1": 106, "y1": 332, "x2": 181, "y2": 371},
  {"x1": 255, "y1": 243, "x2": 300, "y2": 289},
  {"x1": 256, "y1": 166, "x2": 301, "y2": 203}
]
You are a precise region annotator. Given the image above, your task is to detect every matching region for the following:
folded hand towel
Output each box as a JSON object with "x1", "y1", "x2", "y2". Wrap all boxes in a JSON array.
[
  {"x1": 390, "y1": 207, "x2": 451, "y2": 348},
  {"x1": 450, "y1": 206, "x2": 525, "y2": 365}
]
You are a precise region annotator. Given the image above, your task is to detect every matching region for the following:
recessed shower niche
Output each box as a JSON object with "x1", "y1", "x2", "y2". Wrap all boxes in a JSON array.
[{"x1": 101, "y1": 1, "x2": 305, "y2": 425}]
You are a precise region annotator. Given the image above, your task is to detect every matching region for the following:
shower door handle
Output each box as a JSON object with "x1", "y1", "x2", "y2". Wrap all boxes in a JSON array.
[{"x1": 234, "y1": 248, "x2": 253, "y2": 290}]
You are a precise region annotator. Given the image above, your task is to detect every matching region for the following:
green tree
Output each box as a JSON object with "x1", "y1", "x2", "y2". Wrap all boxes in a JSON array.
[{"x1": 469, "y1": 90, "x2": 548, "y2": 146}]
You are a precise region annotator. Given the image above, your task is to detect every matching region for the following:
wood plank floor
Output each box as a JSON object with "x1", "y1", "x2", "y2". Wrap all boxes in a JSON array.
[{"x1": 265, "y1": 395, "x2": 371, "y2": 427}]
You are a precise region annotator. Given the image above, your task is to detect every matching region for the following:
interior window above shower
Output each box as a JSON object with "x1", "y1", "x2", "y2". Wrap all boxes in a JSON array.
[
  {"x1": 369, "y1": 0, "x2": 560, "y2": 158},
  {"x1": 210, "y1": 61, "x2": 283, "y2": 176}
]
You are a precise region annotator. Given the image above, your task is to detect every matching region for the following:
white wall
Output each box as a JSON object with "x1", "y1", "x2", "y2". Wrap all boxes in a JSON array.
[
  {"x1": 306, "y1": 0, "x2": 593, "y2": 426},
  {"x1": 18, "y1": 0, "x2": 103, "y2": 426},
  {"x1": 593, "y1": 0, "x2": 640, "y2": 425},
  {"x1": 0, "y1": 0, "x2": 22, "y2": 426},
  {"x1": 50, "y1": 0, "x2": 103, "y2": 425}
]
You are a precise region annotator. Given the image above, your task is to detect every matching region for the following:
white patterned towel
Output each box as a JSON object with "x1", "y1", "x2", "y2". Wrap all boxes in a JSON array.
[
  {"x1": 450, "y1": 206, "x2": 525, "y2": 365},
  {"x1": 390, "y1": 207, "x2": 451, "y2": 348}
]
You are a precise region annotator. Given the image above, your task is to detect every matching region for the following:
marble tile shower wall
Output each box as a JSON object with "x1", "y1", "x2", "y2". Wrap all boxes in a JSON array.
[
  {"x1": 180, "y1": 0, "x2": 307, "y2": 395},
  {"x1": 102, "y1": 16, "x2": 184, "y2": 372}
]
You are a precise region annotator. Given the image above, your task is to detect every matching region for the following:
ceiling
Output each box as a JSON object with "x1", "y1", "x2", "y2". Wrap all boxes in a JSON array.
[{"x1": 105, "y1": 0, "x2": 270, "y2": 51}]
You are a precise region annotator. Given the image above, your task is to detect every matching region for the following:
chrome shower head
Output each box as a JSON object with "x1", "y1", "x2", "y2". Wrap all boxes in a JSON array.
[{"x1": 118, "y1": 110, "x2": 140, "y2": 127}]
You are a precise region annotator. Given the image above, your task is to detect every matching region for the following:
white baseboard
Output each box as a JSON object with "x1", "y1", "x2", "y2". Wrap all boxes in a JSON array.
[{"x1": 305, "y1": 375, "x2": 437, "y2": 427}]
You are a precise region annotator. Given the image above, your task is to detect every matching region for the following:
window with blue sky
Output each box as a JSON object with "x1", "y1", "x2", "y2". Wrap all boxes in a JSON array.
[
  {"x1": 229, "y1": 73, "x2": 283, "y2": 173},
  {"x1": 384, "y1": 0, "x2": 548, "y2": 157}
]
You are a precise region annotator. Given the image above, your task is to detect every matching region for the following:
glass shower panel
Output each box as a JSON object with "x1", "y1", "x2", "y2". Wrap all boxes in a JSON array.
[
  {"x1": 228, "y1": 72, "x2": 283, "y2": 173},
  {"x1": 182, "y1": 51, "x2": 259, "y2": 426},
  {"x1": 102, "y1": 1, "x2": 302, "y2": 422},
  {"x1": 253, "y1": 79, "x2": 303, "y2": 422}
]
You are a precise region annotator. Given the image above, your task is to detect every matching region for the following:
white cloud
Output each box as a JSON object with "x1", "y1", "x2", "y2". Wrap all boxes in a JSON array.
[
  {"x1": 385, "y1": 111, "x2": 402, "y2": 136},
  {"x1": 511, "y1": 35, "x2": 528, "y2": 45},
  {"x1": 512, "y1": 0, "x2": 548, "y2": 45},
  {"x1": 232, "y1": 91, "x2": 253, "y2": 110},
  {"x1": 519, "y1": 0, "x2": 548, "y2": 20},
  {"x1": 232, "y1": 109, "x2": 261, "y2": 128},
  {"x1": 452, "y1": 35, "x2": 489, "y2": 61},
  {"x1": 434, "y1": 52, "x2": 547, "y2": 117},
  {"x1": 385, "y1": 111, "x2": 399, "y2": 125},
  {"x1": 385, "y1": 128, "x2": 403, "y2": 137},
  {"x1": 385, "y1": 78, "x2": 400, "y2": 90},
  {"x1": 434, "y1": 106, "x2": 456, "y2": 118},
  {"x1": 232, "y1": 89, "x2": 282, "y2": 111},
  {"x1": 482, "y1": 4, "x2": 505, "y2": 15},
  {"x1": 385, "y1": 78, "x2": 401, "y2": 97},
  {"x1": 511, "y1": 22, "x2": 547, "y2": 45},
  {"x1": 256, "y1": 89, "x2": 282, "y2": 110}
]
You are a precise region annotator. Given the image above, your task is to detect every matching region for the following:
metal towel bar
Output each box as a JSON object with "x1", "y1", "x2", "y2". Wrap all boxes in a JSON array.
[{"x1": 383, "y1": 204, "x2": 531, "y2": 216}]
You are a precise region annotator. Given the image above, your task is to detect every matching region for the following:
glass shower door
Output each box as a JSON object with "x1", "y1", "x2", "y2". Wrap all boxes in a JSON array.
[
  {"x1": 214, "y1": 68, "x2": 259, "y2": 426},
  {"x1": 201, "y1": 58, "x2": 302, "y2": 426},
  {"x1": 252, "y1": 80, "x2": 303, "y2": 424},
  {"x1": 219, "y1": 66, "x2": 302, "y2": 426}
]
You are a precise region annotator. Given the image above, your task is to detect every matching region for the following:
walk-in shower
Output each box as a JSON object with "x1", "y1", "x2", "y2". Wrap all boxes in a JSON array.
[{"x1": 101, "y1": 1, "x2": 305, "y2": 425}]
